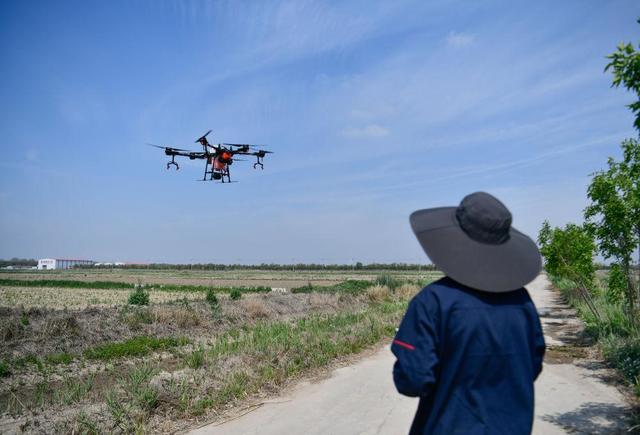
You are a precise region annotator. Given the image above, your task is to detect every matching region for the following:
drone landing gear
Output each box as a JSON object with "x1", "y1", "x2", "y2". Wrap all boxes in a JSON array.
[
  {"x1": 203, "y1": 159, "x2": 232, "y2": 183},
  {"x1": 166, "y1": 155, "x2": 179, "y2": 170},
  {"x1": 253, "y1": 156, "x2": 264, "y2": 170}
]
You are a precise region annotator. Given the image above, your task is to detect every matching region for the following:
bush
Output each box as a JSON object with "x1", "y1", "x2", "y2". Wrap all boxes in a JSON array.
[
  {"x1": 602, "y1": 335, "x2": 640, "y2": 383},
  {"x1": 128, "y1": 287, "x2": 150, "y2": 306},
  {"x1": 375, "y1": 275, "x2": 402, "y2": 291},
  {"x1": 229, "y1": 288, "x2": 242, "y2": 300},
  {"x1": 206, "y1": 288, "x2": 219, "y2": 308}
]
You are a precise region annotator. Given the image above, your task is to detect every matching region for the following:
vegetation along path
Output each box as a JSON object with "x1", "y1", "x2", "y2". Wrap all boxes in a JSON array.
[{"x1": 192, "y1": 274, "x2": 636, "y2": 435}]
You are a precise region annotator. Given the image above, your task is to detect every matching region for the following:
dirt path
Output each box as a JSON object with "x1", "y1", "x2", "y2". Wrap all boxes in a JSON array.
[{"x1": 191, "y1": 274, "x2": 634, "y2": 435}]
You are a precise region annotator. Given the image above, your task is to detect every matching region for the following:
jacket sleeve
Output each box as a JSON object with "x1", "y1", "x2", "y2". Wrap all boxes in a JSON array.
[
  {"x1": 391, "y1": 293, "x2": 440, "y2": 397},
  {"x1": 533, "y1": 311, "x2": 545, "y2": 380}
]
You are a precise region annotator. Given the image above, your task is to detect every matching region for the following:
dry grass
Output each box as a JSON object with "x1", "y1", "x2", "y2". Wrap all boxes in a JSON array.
[
  {"x1": 395, "y1": 284, "x2": 420, "y2": 301},
  {"x1": 309, "y1": 292, "x2": 339, "y2": 308},
  {"x1": 0, "y1": 286, "x2": 204, "y2": 310},
  {"x1": 153, "y1": 306, "x2": 201, "y2": 328},
  {"x1": 366, "y1": 284, "x2": 420, "y2": 303},
  {"x1": 241, "y1": 299, "x2": 269, "y2": 319},
  {"x1": 367, "y1": 285, "x2": 392, "y2": 303}
]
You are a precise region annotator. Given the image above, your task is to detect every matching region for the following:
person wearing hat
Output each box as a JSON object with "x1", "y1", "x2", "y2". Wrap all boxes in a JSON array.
[{"x1": 392, "y1": 192, "x2": 545, "y2": 435}]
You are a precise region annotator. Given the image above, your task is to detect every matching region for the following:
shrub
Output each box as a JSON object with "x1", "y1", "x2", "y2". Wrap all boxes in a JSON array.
[
  {"x1": 206, "y1": 288, "x2": 219, "y2": 309},
  {"x1": 230, "y1": 289, "x2": 242, "y2": 300},
  {"x1": 602, "y1": 335, "x2": 640, "y2": 383},
  {"x1": 375, "y1": 275, "x2": 402, "y2": 291},
  {"x1": 128, "y1": 287, "x2": 150, "y2": 306}
]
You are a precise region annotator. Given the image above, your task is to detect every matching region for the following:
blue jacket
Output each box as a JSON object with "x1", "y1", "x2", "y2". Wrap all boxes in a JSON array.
[{"x1": 392, "y1": 277, "x2": 545, "y2": 435}]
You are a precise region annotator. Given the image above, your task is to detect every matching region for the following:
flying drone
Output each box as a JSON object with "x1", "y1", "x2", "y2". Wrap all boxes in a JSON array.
[{"x1": 148, "y1": 130, "x2": 272, "y2": 183}]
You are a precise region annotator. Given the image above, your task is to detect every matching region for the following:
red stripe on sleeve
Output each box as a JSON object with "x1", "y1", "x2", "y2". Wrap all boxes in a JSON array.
[{"x1": 393, "y1": 339, "x2": 416, "y2": 350}]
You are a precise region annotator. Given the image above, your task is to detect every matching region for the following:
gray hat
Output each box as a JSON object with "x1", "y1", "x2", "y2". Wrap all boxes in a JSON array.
[{"x1": 410, "y1": 192, "x2": 541, "y2": 292}]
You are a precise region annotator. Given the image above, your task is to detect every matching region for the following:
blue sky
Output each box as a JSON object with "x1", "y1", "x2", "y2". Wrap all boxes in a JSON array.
[{"x1": 1, "y1": 0, "x2": 638, "y2": 264}]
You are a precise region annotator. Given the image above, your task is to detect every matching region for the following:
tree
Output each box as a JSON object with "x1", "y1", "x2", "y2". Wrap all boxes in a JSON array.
[
  {"x1": 538, "y1": 221, "x2": 596, "y2": 285},
  {"x1": 538, "y1": 221, "x2": 599, "y2": 319},
  {"x1": 584, "y1": 25, "x2": 640, "y2": 313},
  {"x1": 606, "y1": 25, "x2": 640, "y2": 130},
  {"x1": 585, "y1": 139, "x2": 640, "y2": 310}
]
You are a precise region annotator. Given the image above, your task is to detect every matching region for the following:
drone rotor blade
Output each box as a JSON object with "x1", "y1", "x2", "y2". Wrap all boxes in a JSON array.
[
  {"x1": 195, "y1": 129, "x2": 213, "y2": 143},
  {"x1": 146, "y1": 143, "x2": 192, "y2": 152},
  {"x1": 223, "y1": 143, "x2": 269, "y2": 149}
]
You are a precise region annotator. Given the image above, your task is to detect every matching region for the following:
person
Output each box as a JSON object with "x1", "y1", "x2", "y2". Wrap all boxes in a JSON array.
[{"x1": 392, "y1": 192, "x2": 545, "y2": 435}]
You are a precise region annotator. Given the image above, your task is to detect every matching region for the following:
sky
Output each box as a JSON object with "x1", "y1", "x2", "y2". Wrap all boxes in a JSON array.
[{"x1": 1, "y1": 0, "x2": 638, "y2": 264}]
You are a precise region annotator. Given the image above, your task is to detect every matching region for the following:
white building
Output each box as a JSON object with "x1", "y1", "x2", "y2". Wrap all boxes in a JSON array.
[{"x1": 37, "y1": 258, "x2": 95, "y2": 270}]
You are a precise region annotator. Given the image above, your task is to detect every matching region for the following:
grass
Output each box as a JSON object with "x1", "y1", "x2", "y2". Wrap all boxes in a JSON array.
[
  {"x1": 200, "y1": 297, "x2": 409, "y2": 410},
  {"x1": 84, "y1": 336, "x2": 190, "y2": 361},
  {"x1": 0, "y1": 278, "x2": 423, "y2": 432},
  {"x1": 54, "y1": 374, "x2": 94, "y2": 405},
  {"x1": 0, "y1": 360, "x2": 9, "y2": 377},
  {"x1": 185, "y1": 346, "x2": 206, "y2": 369},
  {"x1": 291, "y1": 279, "x2": 373, "y2": 294},
  {"x1": 45, "y1": 352, "x2": 75, "y2": 365},
  {"x1": 551, "y1": 275, "x2": 640, "y2": 396},
  {"x1": 0, "y1": 278, "x2": 272, "y2": 294},
  {"x1": 374, "y1": 274, "x2": 403, "y2": 291}
]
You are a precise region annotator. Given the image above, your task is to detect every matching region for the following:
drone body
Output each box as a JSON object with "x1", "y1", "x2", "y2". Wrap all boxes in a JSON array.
[{"x1": 149, "y1": 130, "x2": 272, "y2": 183}]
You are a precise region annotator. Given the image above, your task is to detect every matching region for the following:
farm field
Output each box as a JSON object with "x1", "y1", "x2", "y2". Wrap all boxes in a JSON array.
[
  {"x1": 0, "y1": 268, "x2": 439, "y2": 434},
  {"x1": 0, "y1": 268, "x2": 439, "y2": 290}
]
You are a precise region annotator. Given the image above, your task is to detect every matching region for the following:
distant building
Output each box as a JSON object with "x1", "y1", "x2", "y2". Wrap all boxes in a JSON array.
[{"x1": 37, "y1": 258, "x2": 95, "y2": 270}]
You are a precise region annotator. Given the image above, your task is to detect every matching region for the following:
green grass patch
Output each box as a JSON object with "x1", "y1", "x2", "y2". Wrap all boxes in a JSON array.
[
  {"x1": 0, "y1": 278, "x2": 272, "y2": 294},
  {"x1": 13, "y1": 354, "x2": 43, "y2": 370},
  {"x1": 291, "y1": 279, "x2": 373, "y2": 295},
  {"x1": 374, "y1": 274, "x2": 403, "y2": 291},
  {"x1": 84, "y1": 336, "x2": 190, "y2": 361},
  {"x1": 45, "y1": 352, "x2": 75, "y2": 365},
  {"x1": 0, "y1": 361, "x2": 10, "y2": 377}
]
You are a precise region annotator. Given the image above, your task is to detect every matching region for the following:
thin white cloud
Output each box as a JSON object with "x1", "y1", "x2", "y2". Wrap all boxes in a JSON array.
[
  {"x1": 446, "y1": 31, "x2": 475, "y2": 48},
  {"x1": 342, "y1": 124, "x2": 390, "y2": 138}
]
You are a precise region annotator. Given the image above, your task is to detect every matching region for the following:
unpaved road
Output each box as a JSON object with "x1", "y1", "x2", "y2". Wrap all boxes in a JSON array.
[{"x1": 192, "y1": 275, "x2": 635, "y2": 434}]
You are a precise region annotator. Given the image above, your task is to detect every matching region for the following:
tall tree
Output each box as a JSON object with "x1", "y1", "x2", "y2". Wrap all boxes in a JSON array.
[{"x1": 585, "y1": 24, "x2": 640, "y2": 312}]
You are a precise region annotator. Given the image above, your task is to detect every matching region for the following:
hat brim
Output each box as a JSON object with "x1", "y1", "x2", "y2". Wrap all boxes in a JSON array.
[{"x1": 410, "y1": 207, "x2": 541, "y2": 292}]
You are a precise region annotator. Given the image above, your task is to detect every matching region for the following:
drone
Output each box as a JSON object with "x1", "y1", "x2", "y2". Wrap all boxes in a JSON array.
[{"x1": 148, "y1": 130, "x2": 272, "y2": 183}]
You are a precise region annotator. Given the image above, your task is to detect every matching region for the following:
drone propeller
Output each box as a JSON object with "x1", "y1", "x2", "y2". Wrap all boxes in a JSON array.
[
  {"x1": 146, "y1": 143, "x2": 191, "y2": 152},
  {"x1": 223, "y1": 143, "x2": 269, "y2": 149},
  {"x1": 195, "y1": 130, "x2": 212, "y2": 143}
]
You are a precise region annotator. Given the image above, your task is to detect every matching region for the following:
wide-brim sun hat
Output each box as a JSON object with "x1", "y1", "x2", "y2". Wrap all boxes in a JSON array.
[{"x1": 410, "y1": 191, "x2": 542, "y2": 293}]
